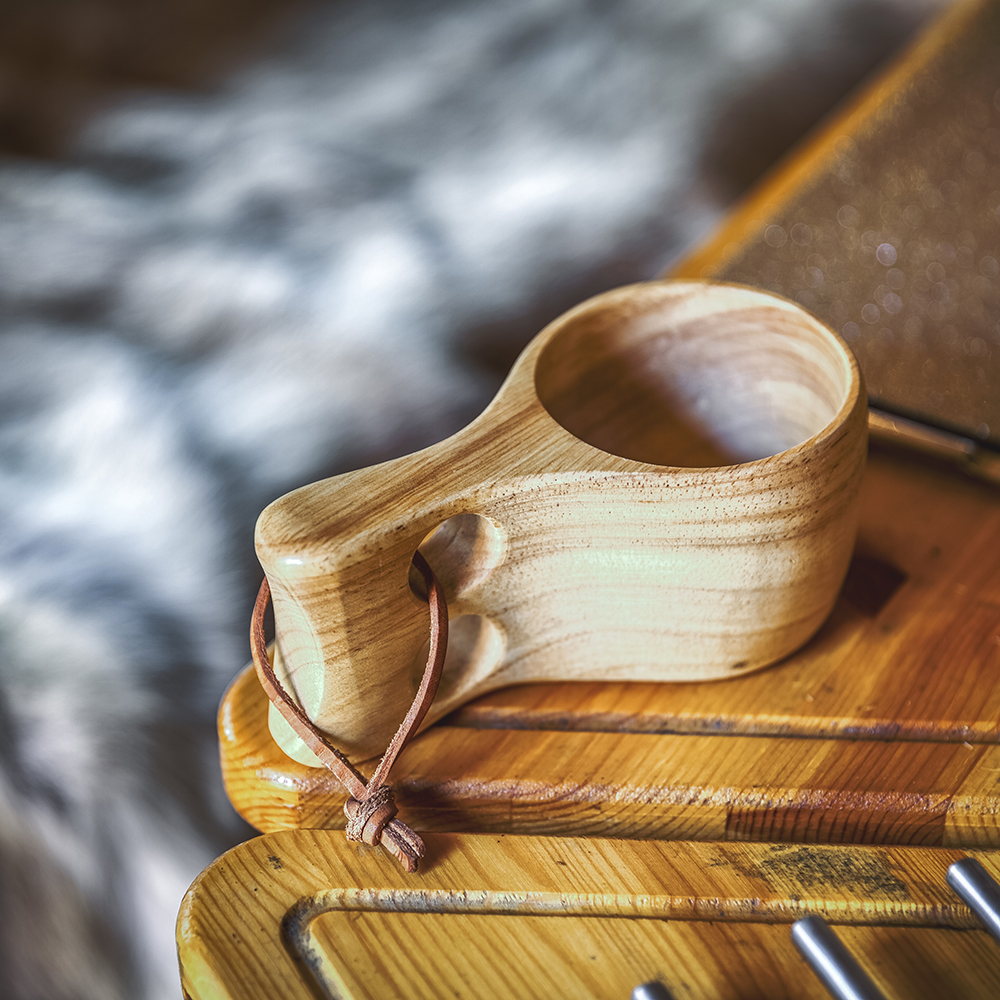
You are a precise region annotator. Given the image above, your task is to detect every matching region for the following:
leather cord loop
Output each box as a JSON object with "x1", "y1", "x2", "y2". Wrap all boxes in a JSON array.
[{"x1": 249, "y1": 550, "x2": 448, "y2": 873}]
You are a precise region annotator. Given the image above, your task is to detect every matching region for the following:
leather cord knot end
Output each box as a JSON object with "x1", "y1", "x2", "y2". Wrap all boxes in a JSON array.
[
  {"x1": 344, "y1": 789, "x2": 426, "y2": 873},
  {"x1": 345, "y1": 784, "x2": 397, "y2": 845}
]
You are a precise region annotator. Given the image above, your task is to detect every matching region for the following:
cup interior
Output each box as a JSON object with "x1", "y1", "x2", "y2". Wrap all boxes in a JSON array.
[{"x1": 534, "y1": 284, "x2": 855, "y2": 468}]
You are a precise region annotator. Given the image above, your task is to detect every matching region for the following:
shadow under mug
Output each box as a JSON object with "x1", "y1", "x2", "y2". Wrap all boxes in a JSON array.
[{"x1": 257, "y1": 280, "x2": 867, "y2": 764}]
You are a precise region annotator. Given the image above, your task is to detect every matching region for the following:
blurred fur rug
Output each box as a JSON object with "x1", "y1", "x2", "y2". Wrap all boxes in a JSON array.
[{"x1": 0, "y1": 0, "x2": 941, "y2": 996}]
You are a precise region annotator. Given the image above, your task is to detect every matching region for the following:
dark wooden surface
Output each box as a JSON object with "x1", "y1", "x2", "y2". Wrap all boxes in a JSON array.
[{"x1": 673, "y1": 0, "x2": 1000, "y2": 447}]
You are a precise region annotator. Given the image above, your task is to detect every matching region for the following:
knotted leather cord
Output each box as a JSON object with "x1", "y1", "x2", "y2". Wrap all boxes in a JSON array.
[{"x1": 250, "y1": 550, "x2": 448, "y2": 873}]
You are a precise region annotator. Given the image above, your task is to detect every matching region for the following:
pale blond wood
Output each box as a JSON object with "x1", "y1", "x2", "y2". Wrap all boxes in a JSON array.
[
  {"x1": 255, "y1": 280, "x2": 867, "y2": 763},
  {"x1": 452, "y1": 447, "x2": 1000, "y2": 740},
  {"x1": 177, "y1": 831, "x2": 1000, "y2": 1000}
]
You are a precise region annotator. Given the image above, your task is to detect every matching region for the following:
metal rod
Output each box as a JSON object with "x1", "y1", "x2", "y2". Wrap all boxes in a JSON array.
[
  {"x1": 631, "y1": 982, "x2": 673, "y2": 1000},
  {"x1": 791, "y1": 915, "x2": 888, "y2": 1000},
  {"x1": 948, "y1": 857, "x2": 1000, "y2": 943},
  {"x1": 868, "y1": 407, "x2": 1000, "y2": 486}
]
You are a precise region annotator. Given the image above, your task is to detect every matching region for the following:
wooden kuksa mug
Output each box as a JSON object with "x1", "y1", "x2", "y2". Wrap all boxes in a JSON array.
[{"x1": 256, "y1": 281, "x2": 867, "y2": 765}]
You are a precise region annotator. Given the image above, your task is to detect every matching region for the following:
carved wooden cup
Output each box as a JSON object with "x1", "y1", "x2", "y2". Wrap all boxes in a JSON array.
[{"x1": 257, "y1": 281, "x2": 867, "y2": 764}]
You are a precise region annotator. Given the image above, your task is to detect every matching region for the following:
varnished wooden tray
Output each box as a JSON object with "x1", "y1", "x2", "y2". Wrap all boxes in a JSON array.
[
  {"x1": 178, "y1": 831, "x2": 1000, "y2": 999},
  {"x1": 221, "y1": 447, "x2": 1000, "y2": 845}
]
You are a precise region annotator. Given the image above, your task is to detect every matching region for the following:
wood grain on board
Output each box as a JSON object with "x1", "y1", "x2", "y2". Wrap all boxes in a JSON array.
[
  {"x1": 221, "y1": 447, "x2": 1000, "y2": 843},
  {"x1": 223, "y1": 663, "x2": 1000, "y2": 848},
  {"x1": 177, "y1": 831, "x2": 1000, "y2": 1000}
]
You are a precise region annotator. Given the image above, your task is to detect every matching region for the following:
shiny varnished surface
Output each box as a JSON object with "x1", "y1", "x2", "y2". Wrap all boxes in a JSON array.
[{"x1": 223, "y1": 666, "x2": 1000, "y2": 847}]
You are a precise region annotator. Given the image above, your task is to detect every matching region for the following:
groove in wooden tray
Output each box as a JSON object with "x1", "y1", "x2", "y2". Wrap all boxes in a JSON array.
[{"x1": 303, "y1": 915, "x2": 1000, "y2": 1000}]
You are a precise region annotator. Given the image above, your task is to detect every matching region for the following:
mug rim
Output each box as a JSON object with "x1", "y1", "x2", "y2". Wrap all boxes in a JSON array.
[{"x1": 528, "y1": 278, "x2": 865, "y2": 473}]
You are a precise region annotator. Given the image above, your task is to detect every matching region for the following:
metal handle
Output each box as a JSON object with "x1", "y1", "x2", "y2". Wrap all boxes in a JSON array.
[
  {"x1": 631, "y1": 983, "x2": 673, "y2": 1000},
  {"x1": 948, "y1": 857, "x2": 1000, "y2": 943},
  {"x1": 791, "y1": 915, "x2": 888, "y2": 1000}
]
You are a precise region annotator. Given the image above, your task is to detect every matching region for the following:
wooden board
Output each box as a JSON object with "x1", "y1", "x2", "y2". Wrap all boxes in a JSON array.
[
  {"x1": 177, "y1": 831, "x2": 1000, "y2": 999},
  {"x1": 223, "y1": 662, "x2": 1000, "y2": 847},
  {"x1": 221, "y1": 447, "x2": 1000, "y2": 842}
]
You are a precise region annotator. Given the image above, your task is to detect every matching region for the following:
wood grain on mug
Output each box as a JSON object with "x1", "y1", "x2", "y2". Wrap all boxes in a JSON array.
[{"x1": 255, "y1": 281, "x2": 867, "y2": 763}]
